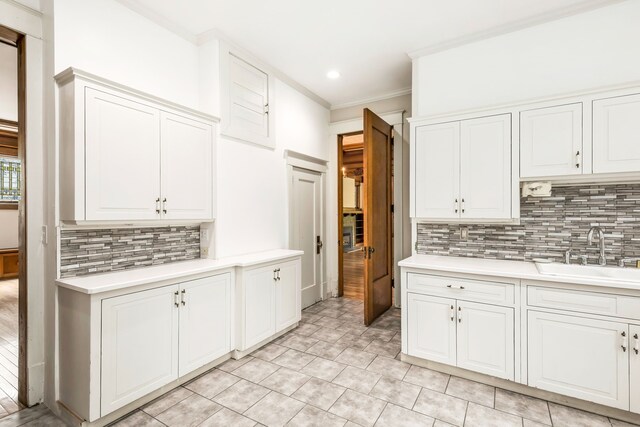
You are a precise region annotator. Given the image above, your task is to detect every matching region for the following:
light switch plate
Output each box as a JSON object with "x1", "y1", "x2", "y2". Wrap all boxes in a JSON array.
[{"x1": 460, "y1": 226, "x2": 469, "y2": 241}]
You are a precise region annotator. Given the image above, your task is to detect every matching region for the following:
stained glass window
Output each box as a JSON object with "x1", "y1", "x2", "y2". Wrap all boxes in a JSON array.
[{"x1": 0, "y1": 157, "x2": 21, "y2": 203}]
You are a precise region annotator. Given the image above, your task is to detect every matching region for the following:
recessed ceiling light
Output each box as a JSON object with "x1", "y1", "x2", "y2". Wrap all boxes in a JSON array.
[{"x1": 327, "y1": 70, "x2": 341, "y2": 79}]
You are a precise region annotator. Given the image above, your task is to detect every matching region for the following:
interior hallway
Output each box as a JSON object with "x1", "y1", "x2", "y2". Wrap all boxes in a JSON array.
[
  {"x1": 0, "y1": 279, "x2": 20, "y2": 418},
  {"x1": 343, "y1": 249, "x2": 364, "y2": 300}
]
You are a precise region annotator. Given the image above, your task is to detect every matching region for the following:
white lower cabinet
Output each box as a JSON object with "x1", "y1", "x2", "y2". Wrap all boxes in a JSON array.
[
  {"x1": 101, "y1": 285, "x2": 180, "y2": 416},
  {"x1": 528, "y1": 311, "x2": 630, "y2": 410},
  {"x1": 101, "y1": 273, "x2": 232, "y2": 416},
  {"x1": 238, "y1": 257, "x2": 302, "y2": 352},
  {"x1": 631, "y1": 325, "x2": 640, "y2": 414},
  {"x1": 406, "y1": 291, "x2": 514, "y2": 380},
  {"x1": 457, "y1": 301, "x2": 514, "y2": 380}
]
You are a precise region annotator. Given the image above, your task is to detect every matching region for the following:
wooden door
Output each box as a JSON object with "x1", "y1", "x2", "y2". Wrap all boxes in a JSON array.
[
  {"x1": 363, "y1": 109, "x2": 393, "y2": 325},
  {"x1": 407, "y1": 293, "x2": 457, "y2": 366},
  {"x1": 160, "y1": 112, "x2": 213, "y2": 220},
  {"x1": 630, "y1": 324, "x2": 640, "y2": 414},
  {"x1": 456, "y1": 301, "x2": 514, "y2": 380},
  {"x1": 413, "y1": 122, "x2": 460, "y2": 219},
  {"x1": 528, "y1": 311, "x2": 629, "y2": 410},
  {"x1": 275, "y1": 259, "x2": 301, "y2": 331},
  {"x1": 520, "y1": 103, "x2": 583, "y2": 178},
  {"x1": 178, "y1": 274, "x2": 231, "y2": 376},
  {"x1": 243, "y1": 264, "x2": 276, "y2": 349},
  {"x1": 459, "y1": 114, "x2": 511, "y2": 220},
  {"x1": 291, "y1": 168, "x2": 322, "y2": 309},
  {"x1": 593, "y1": 93, "x2": 640, "y2": 174},
  {"x1": 85, "y1": 88, "x2": 160, "y2": 220},
  {"x1": 101, "y1": 285, "x2": 179, "y2": 416}
]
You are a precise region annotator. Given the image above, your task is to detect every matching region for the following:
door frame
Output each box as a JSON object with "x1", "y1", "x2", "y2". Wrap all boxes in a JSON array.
[
  {"x1": 285, "y1": 150, "x2": 328, "y2": 300},
  {"x1": 329, "y1": 111, "x2": 405, "y2": 306},
  {"x1": 0, "y1": 3, "x2": 46, "y2": 407}
]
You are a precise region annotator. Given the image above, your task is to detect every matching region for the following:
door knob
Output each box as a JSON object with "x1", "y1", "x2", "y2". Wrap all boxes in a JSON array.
[{"x1": 316, "y1": 236, "x2": 323, "y2": 254}]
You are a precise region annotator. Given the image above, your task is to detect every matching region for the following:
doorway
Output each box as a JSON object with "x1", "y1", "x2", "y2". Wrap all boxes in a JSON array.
[
  {"x1": 338, "y1": 109, "x2": 394, "y2": 325},
  {"x1": 0, "y1": 25, "x2": 26, "y2": 413}
]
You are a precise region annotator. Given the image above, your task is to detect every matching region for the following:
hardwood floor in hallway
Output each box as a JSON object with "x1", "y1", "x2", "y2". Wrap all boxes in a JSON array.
[
  {"x1": 0, "y1": 279, "x2": 21, "y2": 418},
  {"x1": 343, "y1": 248, "x2": 364, "y2": 300}
]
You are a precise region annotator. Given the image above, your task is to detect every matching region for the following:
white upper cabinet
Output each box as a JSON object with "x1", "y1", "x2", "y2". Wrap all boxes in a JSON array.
[
  {"x1": 221, "y1": 48, "x2": 274, "y2": 148},
  {"x1": 520, "y1": 103, "x2": 583, "y2": 178},
  {"x1": 414, "y1": 122, "x2": 460, "y2": 219},
  {"x1": 593, "y1": 93, "x2": 640, "y2": 174},
  {"x1": 460, "y1": 114, "x2": 511, "y2": 220},
  {"x1": 56, "y1": 68, "x2": 218, "y2": 223},
  {"x1": 85, "y1": 89, "x2": 161, "y2": 221},
  {"x1": 160, "y1": 112, "x2": 214, "y2": 220},
  {"x1": 412, "y1": 114, "x2": 513, "y2": 222}
]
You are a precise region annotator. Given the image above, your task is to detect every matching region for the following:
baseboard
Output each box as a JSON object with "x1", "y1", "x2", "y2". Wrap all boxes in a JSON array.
[{"x1": 232, "y1": 323, "x2": 298, "y2": 360}]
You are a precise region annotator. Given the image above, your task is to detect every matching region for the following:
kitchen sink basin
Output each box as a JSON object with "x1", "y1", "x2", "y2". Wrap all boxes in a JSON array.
[{"x1": 535, "y1": 262, "x2": 640, "y2": 283}]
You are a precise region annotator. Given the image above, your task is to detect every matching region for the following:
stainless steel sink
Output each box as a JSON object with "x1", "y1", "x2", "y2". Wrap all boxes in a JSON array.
[{"x1": 535, "y1": 262, "x2": 640, "y2": 283}]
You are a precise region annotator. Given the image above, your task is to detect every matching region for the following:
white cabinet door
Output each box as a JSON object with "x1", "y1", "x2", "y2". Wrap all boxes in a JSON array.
[
  {"x1": 160, "y1": 112, "x2": 214, "y2": 220},
  {"x1": 593, "y1": 93, "x2": 640, "y2": 174},
  {"x1": 407, "y1": 293, "x2": 456, "y2": 366},
  {"x1": 275, "y1": 260, "x2": 301, "y2": 332},
  {"x1": 456, "y1": 301, "x2": 514, "y2": 380},
  {"x1": 520, "y1": 103, "x2": 583, "y2": 178},
  {"x1": 244, "y1": 265, "x2": 276, "y2": 349},
  {"x1": 101, "y1": 285, "x2": 179, "y2": 416},
  {"x1": 414, "y1": 122, "x2": 460, "y2": 219},
  {"x1": 631, "y1": 325, "x2": 640, "y2": 414},
  {"x1": 528, "y1": 311, "x2": 629, "y2": 410},
  {"x1": 178, "y1": 274, "x2": 231, "y2": 376},
  {"x1": 460, "y1": 114, "x2": 512, "y2": 219},
  {"x1": 85, "y1": 88, "x2": 161, "y2": 220}
]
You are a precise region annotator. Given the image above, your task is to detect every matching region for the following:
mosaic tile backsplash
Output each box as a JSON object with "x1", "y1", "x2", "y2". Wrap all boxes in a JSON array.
[
  {"x1": 60, "y1": 225, "x2": 200, "y2": 277},
  {"x1": 416, "y1": 184, "x2": 640, "y2": 266}
]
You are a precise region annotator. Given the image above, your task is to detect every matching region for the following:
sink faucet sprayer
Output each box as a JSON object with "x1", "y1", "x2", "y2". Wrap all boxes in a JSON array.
[{"x1": 587, "y1": 227, "x2": 607, "y2": 266}]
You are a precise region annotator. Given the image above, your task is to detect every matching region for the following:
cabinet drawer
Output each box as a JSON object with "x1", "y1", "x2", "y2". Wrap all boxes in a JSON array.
[
  {"x1": 407, "y1": 273, "x2": 514, "y2": 305},
  {"x1": 528, "y1": 286, "x2": 640, "y2": 321}
]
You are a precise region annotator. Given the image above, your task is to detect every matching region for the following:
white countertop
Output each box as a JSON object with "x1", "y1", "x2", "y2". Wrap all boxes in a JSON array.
[
  {"x1": 57, "y1": 249, "x2": 303, "y2": 295},
  {"x1": 399, "y1": 254, "x2": 640, "y2": 291}
]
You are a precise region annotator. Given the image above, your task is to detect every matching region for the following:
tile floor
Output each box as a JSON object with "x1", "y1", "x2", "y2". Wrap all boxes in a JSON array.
[{"x1": 106, "y1": 297, "x2": 639, "y2": 427}]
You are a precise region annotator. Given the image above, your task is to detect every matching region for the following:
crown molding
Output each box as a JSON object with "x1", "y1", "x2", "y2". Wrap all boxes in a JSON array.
[
  {"x1": 408, "y1": 0, "x2": 623, "y2": 59},
  {"x1": 330, "y1": 88, "x2": 412, "y2": 111}
]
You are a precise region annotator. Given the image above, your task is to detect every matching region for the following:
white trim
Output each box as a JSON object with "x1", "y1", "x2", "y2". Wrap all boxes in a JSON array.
[
  {"x1": 407, "y1": 0, "x2": 621, "y2": 59},
  {"x1": 330, "y1": 111, "x2": 405, "y2": 134},
  {"x1": 0, "y1": 0, "x2": 42, "y2": 37},
  {"x1": 330, "y1": 88, "x2": 412, "y2": 111},
  {"x1": 284, "y1": 150, "x2": 328, "y2": 173}
]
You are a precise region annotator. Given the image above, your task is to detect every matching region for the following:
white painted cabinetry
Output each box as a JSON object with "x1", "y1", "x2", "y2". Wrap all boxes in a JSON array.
[
  {"x1": 236, "y1": 257, "x2": 302, "y2": 353},
  {"x1": 57, "y1": 68, "x2": 217, "y2": 222},
  {"x1": 593, "y1": 93, "x2": 640, "y2": 174},
  {"x1": 631, "y1": 325, "x2": 640, "y2": 414},
  {"x1": 101, "y1": 285, "x2": 179, "y2": 416},
  {"x1": 528, "y1": 311, "x2": 629, "y2": 410},
  {"x1": 520, "y1": 103, "x2": 583, "y2": 178},
  {"x1": 412, "y1": 114, "x2": 513, "y2": 221},
  {"x1": 407, "y1": 293, "x2": 456, "y2": 365}
]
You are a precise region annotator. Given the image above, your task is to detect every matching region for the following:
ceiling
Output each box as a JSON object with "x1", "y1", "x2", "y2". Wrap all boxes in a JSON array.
[{"x1": 122, "y1": 0, "x2": 618, "y2": 108}]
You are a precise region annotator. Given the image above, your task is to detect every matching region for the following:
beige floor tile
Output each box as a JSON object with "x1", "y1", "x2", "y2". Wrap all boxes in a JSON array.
[
  {"x1": 251, "y1": 343, "x2": 289, "y2": 362},
  {"x1": 311, "y1": 327, "x2": 347, "y2": 343},
  {"x1": 111, "y1": 411, "x2": 165, "y2": 427},
  {"x1": 334, "y1": 347, "x2": 377, "y2": 369},
  {"x1": 292, "y1": 377, "x2": 346, "y2": 411},
  {"x1": 336, "y1": 334, "x2": 373, "y2": 350},
  {"x1": 279, "y1": 334, "x2": 320, "y2": 352},
  {"x1": 328, "y1": 389, "x2": 386, "y2": 427},
  {"x1": 548, "y1": 402, "x2": 612, "y2": 427},
  {"x1": 494, "y1": 388, "x2": 551, "y2": 425},
  {"x1": 213, "y1": 379, "x2": 270, "y2": 413},
  {"x1": 142, "y1": 386, "x2": 193, "y2": 417},
  {"x1": 155, "y1": 394, "x2": 221, "y2": 427},
  {"x1": 361, "y1": 327, "x2": 396, "y2": 342},
  {"x1": 217, "y1": 356, "x2": 254, "y2": 372},
  {"x1": 291, "y1": 323, "x2": 321, "y2": 337},
  {"x1": 363, "y1": 339, "x2": 401, "y2": 358},
  {"x1": 287, "y1": 405, "x2": 347, "y2": 427},
  {"x1": 332, "y1": 366, "x2": 381, "y2": 394},
  {"x1": 306, "y1": 340, "x2": 348, "y2": 359},
  {"x1": 366, "y1": 355, "x2": 410, "y2": 380},
  {"x1": 403, "y1": 365, "x2": 450, "y2": 393},
  {"x1": 300, "y1": 357, "x2": 347, "y2": 382},
  {"x1": 374, "y1": 403, "x2": 435, "y2": 427},
  {"x1": 232, "y1": 358, "x2": 280, "y2": 383},
  {"x1": 244, "y1": 392, "x2": 306, "y2": 427},
  {"x1": 413, "y1": 388, "x2": 468, "y2": 427},
  {"x1": 199, "y1": 407, "x2": 257, "y2": 427},
  {"x1": 272, "y1": 349, "x2": 316, "y2": 371},
  {"x1": 369, "y1": 376, "x2": 421, "y2": 409},
  {"x1": 259, "y1": 367, "x2": 310, "y2": 396},
  {"x1": 445, "y1": 376, "x2": 495, "y2": 408},
  {"x1": 184, "y1": 369, "x2": 240, "y2": 399},
  {"x1": 464, "y1": 402, "x2": 522, "y2": 427}
]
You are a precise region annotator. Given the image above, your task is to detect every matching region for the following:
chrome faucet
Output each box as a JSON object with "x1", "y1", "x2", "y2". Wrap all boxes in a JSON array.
[{"x1": 587, "y1": 226, "x2": 607, "y2": 266}]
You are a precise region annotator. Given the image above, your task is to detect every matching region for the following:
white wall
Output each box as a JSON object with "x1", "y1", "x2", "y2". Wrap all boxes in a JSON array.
[
  {"x1": 0, "y1": 43, "x2": 17, "y2": 122},
  {"x1": 53, "y1": 0, "x2": 200, "y2": 109},
  {"x1": 414, "y1": 1, "x2": 640, "y2": 117},
  {"x1": 0, "y1": 210, "x2": 18, "y2": 249},
  {"x1": 214, "y1": 78, "x2": 329, "y2": 258}
]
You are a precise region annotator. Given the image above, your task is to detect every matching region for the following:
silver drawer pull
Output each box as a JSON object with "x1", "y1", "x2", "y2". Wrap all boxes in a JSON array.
[{"x1": 446, "y1": 284, "x2": 465, "y2": 290}]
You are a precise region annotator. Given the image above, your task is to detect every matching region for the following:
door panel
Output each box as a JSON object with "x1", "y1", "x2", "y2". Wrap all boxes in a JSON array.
[
  {"x1": 178, "y1": 274, "x2": 231, "y2": 376},
  {"x1": 456, "y1": 301, "x2": 514, "y2": 380},
  {"x1": 85, "y1": 88, "x2": 160, "y2": 220},
  {"x1": 520, "y1": 103, "x2": 583, "y2": 178},
  {"x1": 363, "y1": 109, "x2": 393, "y2": 325},
  {"x1": 227, "y1": 53, "x2": 269, "y2": 141},
  {"x1": 631, "y1": 325, "x2": 640, "y2": 414},
  {"x1": 593, "y1": 93, "x2": 640, "y2": 173},
  {"x1": 275, "y1": 260, "x2": 301, "y2": 331},
  {"x1": 291, "y1": 168, "x2": 322, "y2": 309},
  {"x1": 407, "y1": 293, "x2": 456, "y2": 366},
  {"x1": 161, "y1": 112, "x2": 213, "y2": 220},
  {"x1": 101, "y1": 285, "x2": 179, "y2": 416},
  {"x1": 528, "y1": 311, "x2": 629, "y2": 410},
  {"x1": 414, "y1": 122, "x2": 460, "y2": 219},
  {"x1": 460, "y1": 114, "x2": 511, "y2": 219},
  {"x1": 244, "y1": 265, "x2": 276, "y2": 349}
]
